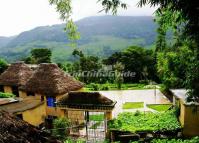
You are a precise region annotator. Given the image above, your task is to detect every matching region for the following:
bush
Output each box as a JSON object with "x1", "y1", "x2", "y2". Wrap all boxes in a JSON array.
[
  {"x1": 101, "y1": 84, "x2": 110, "y2": 90},
  {"x1": 53, "y1": 118, "x2": 70, "y2": 140},
  {"x1": 0, "y1": 59, "x2": 8, "y2": 74},
  {"x1": 0, "y1": 92, "x2": 15, "y2": 98},
  {"x1": 90, "y1": 83, "x2": 99, "y2": 91},
  {"x1": 150, "y1": 137, "x2": 199, "y2": 143},
  {"x1": 108, "y1": 110, "x2": 181, "y2": 132}
]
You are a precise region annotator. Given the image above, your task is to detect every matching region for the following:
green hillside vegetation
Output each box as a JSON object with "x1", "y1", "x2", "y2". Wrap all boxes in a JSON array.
[{"x1": 0, "y1": 16, "x2": 157, "y2": 63}]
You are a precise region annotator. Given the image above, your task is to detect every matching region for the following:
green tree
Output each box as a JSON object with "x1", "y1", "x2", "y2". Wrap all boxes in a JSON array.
[
  {"x1": 31, "y1": 48, "x2": 52, "y2": 64},
  {"x1": 157, "y1": 46, "x2": 192, "y2": 89},
  {"x1": 0, "y1": 58, "x2": 8, "y2": 74},
  {"x1": 23, "y1": 48, "x2": 52, "y2": 64},
  {"x1": 104, "y1": 46, "x2": 158, "y2": 83},
  {"x1": 114, "y1": 62, "x2": 124, "y2": 89}
]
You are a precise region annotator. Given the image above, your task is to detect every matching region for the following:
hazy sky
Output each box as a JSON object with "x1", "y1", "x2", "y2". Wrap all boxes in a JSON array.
[{"x1": 0, "y1": 0, "x2": 157, "y2": 37}]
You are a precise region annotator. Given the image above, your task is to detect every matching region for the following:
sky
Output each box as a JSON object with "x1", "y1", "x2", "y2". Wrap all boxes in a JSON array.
[{"x1": 0, "y1": 0, "x2": 157, "y2": 37}]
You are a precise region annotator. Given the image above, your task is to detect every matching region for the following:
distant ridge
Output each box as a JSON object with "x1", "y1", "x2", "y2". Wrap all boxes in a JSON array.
[{"x1": 0, "y1": 16, "x2": 157, "y2": 62}]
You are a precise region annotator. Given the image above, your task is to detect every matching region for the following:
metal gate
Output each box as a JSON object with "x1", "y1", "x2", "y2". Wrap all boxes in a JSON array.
[{"x1": 85, "y1": 111, "x2": 106, "y2": 142}]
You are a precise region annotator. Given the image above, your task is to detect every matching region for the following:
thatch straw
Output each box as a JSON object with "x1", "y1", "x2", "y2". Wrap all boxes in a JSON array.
[
  {"x1": 0, "y1": 110, "x2": 61, "y2": 143},
  {"x1": 0, "y1": 62, "x2": 33, "y2": 86},
  {"x1": 57, "y1": 92, "x2": 115, "y2": 106},
  {"x1": 20, "y1": 63, "x2": 83, "y2": 96}
]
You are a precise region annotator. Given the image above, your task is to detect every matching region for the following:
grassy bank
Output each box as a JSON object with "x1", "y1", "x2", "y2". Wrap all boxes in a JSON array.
[{"x1": 85, "y1": 83, "x2": 158, "y2": 91}]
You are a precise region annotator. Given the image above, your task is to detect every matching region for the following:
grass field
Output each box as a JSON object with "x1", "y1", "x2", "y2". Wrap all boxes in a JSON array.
[
  {"x1": 89, "y1": 114, "x2": 104, "y2": 121},
  {"x1": 85, "y1": 83, "x2": 156, "y2": 91},
  {"x1": 123, "y1": 102, "x2": 144, "y2": 109},
  {"x1": 147, "y1": 104, "x2": 172, "y2": 112}
]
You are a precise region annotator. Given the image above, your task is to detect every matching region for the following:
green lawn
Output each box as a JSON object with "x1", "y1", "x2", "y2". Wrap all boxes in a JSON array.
[
  {"x1": 147, "y1": 104, "x2": 172, "y2": 112},
  {"x1": 85, "y1": 83, "x2": 156, "y2": 91},
  {"x1": 123, "y1": 102, "x2": 144, "y2": 109},
  {"x1": 89, "y1": 114, "x2": 104, "y2": 121}
]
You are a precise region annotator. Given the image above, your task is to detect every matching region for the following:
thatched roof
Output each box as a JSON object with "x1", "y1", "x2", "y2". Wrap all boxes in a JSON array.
[
  {"x1": 20, "y1": 63, "x2": 83, "y2": 96},
  {"x1": 0, "y1": 110, "x2": 61, "y2": 143},
  {"x1": 57, "y1": 92, "x2": 116, "y2": 110},
  {"x1": 0, "y1": 97, "x2": 44, "y2": 114},
  {"x1": 0, "y1": 62, "x2": 33, "y2": 86}
]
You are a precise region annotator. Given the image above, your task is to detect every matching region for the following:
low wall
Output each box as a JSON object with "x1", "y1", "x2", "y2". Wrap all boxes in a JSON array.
[
  {"x1": 22, "y1": 103, "x2": 46, "y2": 126},
  {"x1": 180, "y1": 103, "x2": 199, "y2": 137}
]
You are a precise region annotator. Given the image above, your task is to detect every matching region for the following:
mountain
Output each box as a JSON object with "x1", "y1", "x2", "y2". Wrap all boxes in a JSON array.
[
  {"x1": 0, "y1": 16, "x2": 157, "y2": 62},
  {"x1": 0, "y1": 36, "x2": 15, "y2": 48}
]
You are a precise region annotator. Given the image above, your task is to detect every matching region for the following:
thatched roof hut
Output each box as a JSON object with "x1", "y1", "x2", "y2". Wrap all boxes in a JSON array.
[
  {"x1": 0, "y1": 62, "x2": 33, "y2": 86},
  {"x1": 0, "y1": 110, "x2": 60, "y2": 143},
  {"x1": 20, "y1": 63, "x2": 83, "y2": 96},
  {"x1": 57, "y1": 92, "x2": 116, "y2": 110}
]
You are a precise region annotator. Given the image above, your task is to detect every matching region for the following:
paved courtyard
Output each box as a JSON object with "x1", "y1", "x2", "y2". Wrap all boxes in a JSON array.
[{"x1": 100, "y1": 89, "x2": 171, "y2": 117}]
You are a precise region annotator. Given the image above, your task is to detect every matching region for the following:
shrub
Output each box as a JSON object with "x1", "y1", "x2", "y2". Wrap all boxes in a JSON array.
[
  {"x1": 0, "y1": 92, "x2": 15, "y2": 98},
  {"x1": 108, "y1": 110, "x2": 181, "y2": 132},
  {"x1": 90, "y1": 83, "x2": 99, "y2": 91},
  {"x1": 0, "y1": 59, "x2": 8, "y2": 74},
  {"x1": 53, "y1": 118, "x2": 70, "y2": 140},
  {"x1": 101, "y1": 84, "x2": 110, "y2": 90}
]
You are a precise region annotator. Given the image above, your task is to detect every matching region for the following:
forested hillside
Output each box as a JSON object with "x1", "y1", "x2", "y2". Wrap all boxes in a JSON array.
[{"x1": 0, "y1": 16, "x2": 157, "y2": 62}]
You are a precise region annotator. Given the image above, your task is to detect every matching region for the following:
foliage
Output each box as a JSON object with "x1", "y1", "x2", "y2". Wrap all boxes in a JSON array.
[
  {"x1": 64, "y1": 138, "x2": 86, "y2": 143},
  {"x1": 157, "y1": 46, "x2": 193, "y2": 89},
  {"x1": 147, "y1": 104, "x2": 172, "y2": 112},
  {"x1": 52, "y1": 118, "x2": 70, "y2": 141},
  {"x1": 185, "y1": 57, "x2": 199, "y2": 102},
  {"x1": 49, "y1": 0, "x2": 80, "y2": 46},
  {"x1": 108, "y1": 110, "x2": 181, "y2": 132},
  {"x1": 114, "y1": 62, "x2": 124, "y2": 89},
  {"x1": 0, "y1": 92, "x2": 15, "y2": 98},
  {"x1": 150, "y1": 137, "x2": 199, "y2": 143},
  {"x1": 122, "y1": 102, "x2": 144, "y2": 109},
  {"x1": 104, "y1": 46, "x2": 159, "y2": 83},
  {"x1": 31, "y1": 48, "x2": 52, "y2": 64},
  {"x1": 67, "y1": 49, "x2": 102, "y2": 83},
  {"x1": 23, "y1": 48, "x2": 52, "y2": 64},
  {"x1": 89, "y1": 83, "x2": 100, "y2": 91},
  {"x1": 86, "y1": 83, "x2": 150, "y2": 91},
  {"x1": 0, "y1": 58, "x2": 8, "y2": 73}
]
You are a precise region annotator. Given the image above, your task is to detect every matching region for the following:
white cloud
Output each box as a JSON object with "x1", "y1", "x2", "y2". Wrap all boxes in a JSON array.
[{"x1": 0, "y1": 0, "x2": 156, "y2": 37}]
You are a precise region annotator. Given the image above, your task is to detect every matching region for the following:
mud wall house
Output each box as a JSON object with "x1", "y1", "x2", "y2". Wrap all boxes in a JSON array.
[
  {"x1": 172, "y1": 89, "x2": 199, "y2": 137},
  {"x1": 0, "y1": 62, "x2": 46, "y2": 126},
  {"x1": 0, "y1": 110, "x2": 61, "y2": 143},
  {"x1": 0, "y1": 62, "x2": 35, "y2": 98},
  {"x1": 0, "y1": 96, "x2": 46, "y2": 126},
  {"x1": 19, "y1": 63, "x2": 84, "y2": 125}
]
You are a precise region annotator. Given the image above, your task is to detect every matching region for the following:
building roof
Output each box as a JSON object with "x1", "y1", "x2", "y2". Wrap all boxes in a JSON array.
[
  {"x1": 0, "y1": 62, "x2": 33, "y2": 86},
  {"x1": 171, "y1": 89, "x2": 187, "y2": 101},
  {"x1": 20, "y1": 63, "x2": 83, "y2": 96},
  {"x1": 0, "y1": 97, "x2": 44, "y2": 114},
  {"x1": 172, "y1": 89, "x2": 199, "y2": 105},
  {"x1": 0, "y1": 110, "x2": 60, "y2": 143},
  {"x1": 57, "y1": 92, "x2": 116, "y2": 110}
]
